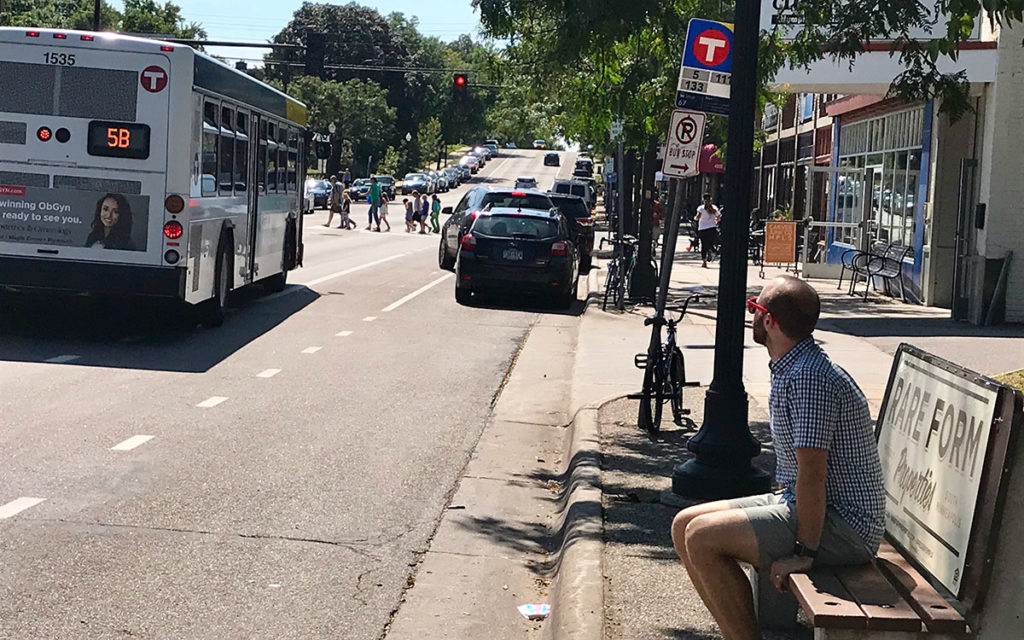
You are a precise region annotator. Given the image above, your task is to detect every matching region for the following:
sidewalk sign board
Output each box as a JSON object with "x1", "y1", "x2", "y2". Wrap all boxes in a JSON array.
[
  {"x1": 661, "y1": 109, "x2": 706, "y2": 178},
  {"x1": 876, "y1": 344, "x2": 1020, "y2": 607},
  {"x1": 764, "y1": 221, "x2": 796, "y2": 263},
  {"x1": 676, "y1": 18, "x2": 734, "y2": 116}
]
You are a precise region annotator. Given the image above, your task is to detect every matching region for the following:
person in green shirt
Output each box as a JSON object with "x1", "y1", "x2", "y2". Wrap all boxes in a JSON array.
[
  {"x1": 367, "y1": 177, "x2": 382, "y2": 231},
  {"x1": 430, "y1": 194, "x2": 442, "y2": 233}
]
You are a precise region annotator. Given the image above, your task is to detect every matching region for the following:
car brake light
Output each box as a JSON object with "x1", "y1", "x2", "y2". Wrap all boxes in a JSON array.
[
  {"x1": 510, "y1": 191, "x2": 526, "y2": 196},
  {"x1": 578, "y1": 217, "x2": 594, "y2": 226},
  {"x1": 163, "y1": 220, "x2": 183, "y2": 239},
  {"x1": 461, "y1": 234, "x2": 477, "y2": 251},
  {"x1": 551, "y1": 242, "x2": 568, "y2": 256},
  {"x1": 26, "y1": 31, "x2": 40, "y2": 37},
  {"x1": 53, "y1": 33, "x2": 67, "y2": 39}
]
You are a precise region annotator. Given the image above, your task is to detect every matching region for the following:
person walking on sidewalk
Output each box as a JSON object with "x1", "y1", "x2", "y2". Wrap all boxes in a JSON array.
[
  {"x1": 670, "y1": 275, "x2": 885, "y2": 640},
  {"x1": 379, "y1": 193, "x2": 391, "y2": 232},
  {"x1": 403, "y1": 197, "x2": 415, "y2": 233},
  {"x1": 693, "y1": 193, "x2": 720, "y2": 268},
  {"x1": 429, "y1": 194, "x2": 441, "y2": 233},
  {"x1": 367, "y1": 177, "x2": 382, "y2": 231},
  {"x1": 418, "y1": 194, "x2": 430, "y2": 234}
]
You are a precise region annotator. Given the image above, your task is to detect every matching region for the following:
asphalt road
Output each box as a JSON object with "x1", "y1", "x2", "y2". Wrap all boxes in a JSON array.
[{"x1": 0, "y1": 148, "x2": 577, "y2": 638}]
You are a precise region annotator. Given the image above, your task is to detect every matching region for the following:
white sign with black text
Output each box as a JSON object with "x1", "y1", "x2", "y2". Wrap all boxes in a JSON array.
[
  {"x1": 876, "y1": 347, "x2": 999, "y2": 595},
  {"x1": 661, "y1": 109, "x2": 706, "y2": 178}
]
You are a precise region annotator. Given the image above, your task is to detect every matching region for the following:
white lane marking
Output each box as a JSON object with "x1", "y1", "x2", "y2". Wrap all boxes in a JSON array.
[
  {"x1": 196, "y1": 396, "x2": 228, "y2": 408},
  {"x1": 45, "y1": 354, "x2": 80, "y2": 364},
  {"x1": 336, "y1": 330, "x2": 353, "y2": 337},
  {"x1": 362, "y1": 316, "x2": 377, "y2": 322},
  {"x1": 0, "y1": 497, "x2": 46, "y2": 519},
  {"x1": 301, "y1": 347, "x2": 322, "y2": 354},
  {"x1": 256, "y1": 368, "x2": 281, "y2": 378},
  {"x1": 111, "y1": 435, "x2": 155, "y2": 451},
  {"x1": 382, "y1": 274, "x2": 454, "y2": 313},
  {"x1": 297, "y1": 253, "x2": 409, "y2": 287}
]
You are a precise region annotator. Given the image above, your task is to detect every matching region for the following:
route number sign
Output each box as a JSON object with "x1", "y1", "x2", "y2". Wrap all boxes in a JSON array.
[
  {"x1": 661, "y1": 109, "x2": 706, "y2": 178},
  {"x1": 676, "y1": 18, "x2": 733, "y2": 116}
]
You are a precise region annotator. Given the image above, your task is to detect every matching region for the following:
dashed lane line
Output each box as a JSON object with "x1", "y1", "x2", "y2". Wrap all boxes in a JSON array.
[
  {"x1": 296, "y1": 253, "x2": 409, "y2": 287},
  {"x1": 301, "y1": 347, "x2": 322, "y2": 354},
  {"x1": 0, "y1": 497, "x2": 46, "y2": 519},
  {"x1": 111, "y1": 435, "x2": 155, "y2": 451},
  {"x1": 336, "y1": 331, "x2": 354, "y2": 337},
  {"x1": 45, "y1": 354, "x2": 80, "y2": 364},
  {"x1": 256, "y1": 368, "x2": 281, "y2": 378},
  {"x1": 362, "y1": 316, "x2": 377, "y2": 322},
  {"x1": 196, "y1": 396, "x2": 228, "y2": 408},
  {"x1": 382, "y1": 273, "x2": 454, "y2": 313}
]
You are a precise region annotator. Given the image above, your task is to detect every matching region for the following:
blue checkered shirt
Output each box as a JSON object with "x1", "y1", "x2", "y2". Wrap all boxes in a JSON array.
[{"x1": 769, "y1": 338, "x2": 886, "y2": 551}]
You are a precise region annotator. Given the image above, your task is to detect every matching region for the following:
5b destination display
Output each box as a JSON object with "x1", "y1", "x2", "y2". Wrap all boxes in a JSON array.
[{"x1": 87, "y1": 120, "x2": 151, "y2": 159}]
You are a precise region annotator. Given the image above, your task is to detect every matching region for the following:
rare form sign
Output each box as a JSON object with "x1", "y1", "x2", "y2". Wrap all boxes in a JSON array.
[{"x1": 876, "y1": 346, "x2": 999, "y2": 595}]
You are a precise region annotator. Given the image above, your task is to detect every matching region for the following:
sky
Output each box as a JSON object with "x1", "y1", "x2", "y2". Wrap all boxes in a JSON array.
[{"x1": 109, "y1": 0, "x2": 485, "y2": 64}]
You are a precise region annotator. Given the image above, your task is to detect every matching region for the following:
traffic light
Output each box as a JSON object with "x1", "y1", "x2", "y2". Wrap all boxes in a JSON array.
[
  {"x1": 304, "y1": 31, "x2": 326, "y2": 79},
  {"x1": 453, "y1": 73, "x2": 468, "y2": 98}
]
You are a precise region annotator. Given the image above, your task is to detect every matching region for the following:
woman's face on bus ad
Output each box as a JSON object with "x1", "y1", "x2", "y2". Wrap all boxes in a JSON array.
[{"x1": 100, "y1": 197, "x2": 120, "y2": 229}]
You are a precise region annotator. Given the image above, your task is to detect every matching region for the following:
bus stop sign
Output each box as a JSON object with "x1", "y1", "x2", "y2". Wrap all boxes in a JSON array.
[{"x1": 676, "y1": 18, "x2": 733, "y2": 116}]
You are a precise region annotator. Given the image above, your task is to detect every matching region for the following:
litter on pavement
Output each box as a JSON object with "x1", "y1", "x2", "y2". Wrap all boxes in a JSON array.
[{"x1": 517, "y1": 603, "x2": 550, "y2": 620}]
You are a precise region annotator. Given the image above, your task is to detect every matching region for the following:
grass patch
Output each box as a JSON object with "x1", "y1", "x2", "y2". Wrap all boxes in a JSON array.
[{"x1": 994, "y1": 369, "x2": 1024, "y2": 391}]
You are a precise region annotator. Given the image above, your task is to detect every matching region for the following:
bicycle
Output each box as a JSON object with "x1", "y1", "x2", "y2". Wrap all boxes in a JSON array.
[
  {"x1": 600, "y1": 235, "x2": 637, "y2": 311},
  {"x1": 630, "y1": 294, "x2": 701, "y2": 437}
]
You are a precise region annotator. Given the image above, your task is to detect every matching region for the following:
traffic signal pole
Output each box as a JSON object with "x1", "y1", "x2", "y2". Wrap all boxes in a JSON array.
[{"x1": 671, "y1": 0, "x2": 771, "y2": 500}]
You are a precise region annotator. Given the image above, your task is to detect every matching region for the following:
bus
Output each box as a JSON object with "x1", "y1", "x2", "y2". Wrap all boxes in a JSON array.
[{"x1": 0, "y1": 27, "x2": 307, "y2": 326}]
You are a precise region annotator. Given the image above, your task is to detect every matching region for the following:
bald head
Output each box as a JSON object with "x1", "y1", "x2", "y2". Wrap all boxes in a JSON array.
[{"x1": 761, "y1": 275, "x2": 820, "y2": 341}]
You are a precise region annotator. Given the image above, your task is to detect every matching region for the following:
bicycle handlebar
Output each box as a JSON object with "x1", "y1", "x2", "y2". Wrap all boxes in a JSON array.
[
  {"x1": 666, "y1": 294, "x2": 701, "y2": 320},
  {"x1": 599, "y1": 235, "x2": 638, "y2": 249}
]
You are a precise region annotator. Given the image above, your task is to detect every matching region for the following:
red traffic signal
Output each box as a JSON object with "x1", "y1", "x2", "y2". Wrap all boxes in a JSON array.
[{"x1": 453, "y1": 74, "x2": 467, "y2": 88}]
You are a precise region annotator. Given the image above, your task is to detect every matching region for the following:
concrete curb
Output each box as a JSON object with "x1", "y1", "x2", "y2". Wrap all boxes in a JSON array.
[
  {"x1": 543, "y1": 407, "x2": 604, "y2": 640},
  {"x1": 544, "y1": 262, "x2": 612, "y2": 640}
]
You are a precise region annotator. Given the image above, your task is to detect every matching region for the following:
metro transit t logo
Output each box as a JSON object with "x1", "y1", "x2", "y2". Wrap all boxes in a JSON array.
[{"x1": 682, "y1": 18, "x2": 734, "y2": 73}]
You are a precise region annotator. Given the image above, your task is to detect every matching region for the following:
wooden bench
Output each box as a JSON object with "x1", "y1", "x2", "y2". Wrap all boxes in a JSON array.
[{"x1": 787, "y1": 541, "x2": 969, "y2": 639}]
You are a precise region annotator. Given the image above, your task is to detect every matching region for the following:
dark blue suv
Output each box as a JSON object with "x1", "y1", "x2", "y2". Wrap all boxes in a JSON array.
[{"x1": 454, "y1": 207, "x2": 579, "y2": 307}]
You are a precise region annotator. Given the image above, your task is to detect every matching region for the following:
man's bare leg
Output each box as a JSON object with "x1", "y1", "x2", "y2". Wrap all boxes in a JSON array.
[
  {"x1": 670, "y1": 500, "x2": 735, "y2": 601},
  {"x1": 684, "y1": 509, "x2": 762, "y2": 640}
]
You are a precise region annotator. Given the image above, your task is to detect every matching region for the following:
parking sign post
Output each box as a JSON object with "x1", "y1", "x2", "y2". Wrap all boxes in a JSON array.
[{"x1": 672, "y1": 0, "x2": 772, "y2": 501}]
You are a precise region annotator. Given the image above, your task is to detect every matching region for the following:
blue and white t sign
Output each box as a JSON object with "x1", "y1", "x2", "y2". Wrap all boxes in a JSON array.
[
  {"x1": 677, "y1": 18, "x2": 734, "y2": 116},
  {"x1": 682, "y1": 18, "x2": 734, "y2": 73}
]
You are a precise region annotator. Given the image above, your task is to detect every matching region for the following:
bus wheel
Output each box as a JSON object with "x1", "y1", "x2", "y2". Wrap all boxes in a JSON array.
[{"x1": 200, "y1": 244, "x2": 231, "y2": 327}]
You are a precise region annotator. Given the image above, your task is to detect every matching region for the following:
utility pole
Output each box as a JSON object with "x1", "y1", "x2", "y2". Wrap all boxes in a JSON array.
[
  {"x1": 672, "y1": 0, "x2": 771, "y2": 500},
  {"x1": 92, "y1": 0, "x2": 101, "y2": 30}
]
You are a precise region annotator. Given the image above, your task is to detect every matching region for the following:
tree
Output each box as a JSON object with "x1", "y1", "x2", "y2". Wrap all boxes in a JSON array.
[
  {"x1": 120, "y1": 0, "x2": 206, "y2": 39},
  {"x1": 285, "y1": 75, "x2": 396, "y2": 178},
  {"x1": 1, "y1": 0, "x2": 205, "y2": 38},
  {"x1": 417, "y1": 117, "x2": 442, "y2": 167},
  {"x1": 377, "y1": 145, "x2": 405, "y2": 176}
]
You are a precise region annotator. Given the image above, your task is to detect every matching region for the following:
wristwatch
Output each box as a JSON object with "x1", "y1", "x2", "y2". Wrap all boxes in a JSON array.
[{"x1": 794, "y1": 540, "x2": 818, "y2": 559}]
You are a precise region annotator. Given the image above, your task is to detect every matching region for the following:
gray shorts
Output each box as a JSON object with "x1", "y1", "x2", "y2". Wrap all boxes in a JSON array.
[{"x1": 728, "y1": 492, "x2": 875, "y2": 570}]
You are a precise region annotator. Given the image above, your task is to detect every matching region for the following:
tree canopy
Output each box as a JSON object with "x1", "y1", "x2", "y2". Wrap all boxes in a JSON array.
[{"x1": 0, "y1": 0, "x2": 206, "y2": 39}]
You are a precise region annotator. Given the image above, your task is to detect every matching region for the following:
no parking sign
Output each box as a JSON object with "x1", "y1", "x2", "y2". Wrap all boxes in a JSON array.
[{"x1": 661, "y1": 109, "x2": 706, "y2": 178}]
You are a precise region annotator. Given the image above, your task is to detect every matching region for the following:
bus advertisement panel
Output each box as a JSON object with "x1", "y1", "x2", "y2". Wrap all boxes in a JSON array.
[{"x1": 0, "y1": 186, "x2": 149, "y2": 252}]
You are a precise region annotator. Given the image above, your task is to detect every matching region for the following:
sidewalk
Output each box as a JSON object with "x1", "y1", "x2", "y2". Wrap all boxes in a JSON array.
[{"x1": 557, "y1": 242, "x2": 1024, "y2": 639}]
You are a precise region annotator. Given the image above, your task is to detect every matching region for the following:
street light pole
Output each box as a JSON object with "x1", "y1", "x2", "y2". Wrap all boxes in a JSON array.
[
  {"x1": 672, "y1": 0, "x2": 771, "y2": 500},
  {"x1": 93, "y1": 0, "x2": 101, "y2": 30}
]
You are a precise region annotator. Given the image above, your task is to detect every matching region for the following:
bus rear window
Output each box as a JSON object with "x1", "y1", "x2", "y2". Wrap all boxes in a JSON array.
[{"x1": 0, "y1": 62, "x2": 137, "y2": 121}]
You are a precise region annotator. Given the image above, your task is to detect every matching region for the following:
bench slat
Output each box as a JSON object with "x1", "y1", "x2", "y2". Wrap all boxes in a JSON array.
[
  {"x1": 789, "y1": 569, "x2": 867, "y2": 630},
  {"x1": 835, "y1": 563, "x2": 923, "y2": 632},
  {"x1": 876, "y1": 542, "x2": 968, "y2": 634}
]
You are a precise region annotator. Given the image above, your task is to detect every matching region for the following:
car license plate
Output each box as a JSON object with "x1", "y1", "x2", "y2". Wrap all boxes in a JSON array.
[{"x1": 502, "y1": 248, "x2": 524, "y2": 261}]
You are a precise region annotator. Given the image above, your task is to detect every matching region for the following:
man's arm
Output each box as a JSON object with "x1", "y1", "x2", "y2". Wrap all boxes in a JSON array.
[{"x1": 794, "y1": 447, "x2": 828, "y2": 549}]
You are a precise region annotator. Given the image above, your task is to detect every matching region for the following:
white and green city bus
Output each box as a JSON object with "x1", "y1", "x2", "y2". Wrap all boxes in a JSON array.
[{"x1": 0, "y1": 27, "x2": 306, "y2": 325}]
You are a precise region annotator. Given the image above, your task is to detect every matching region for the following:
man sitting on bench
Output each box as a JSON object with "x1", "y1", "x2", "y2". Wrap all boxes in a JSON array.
[{"x1": 670, "y1": 275, "x2": 886, "y2": 640}]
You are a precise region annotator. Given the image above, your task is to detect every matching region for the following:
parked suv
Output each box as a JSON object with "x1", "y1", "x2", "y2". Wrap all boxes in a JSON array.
[
  {"x1": 547, "y1": 193, "x2": 595, "y2": 271},
  {"x1": 438, "y1": 186, "x2": 555, "y2": 270},
  {"x1": 455, "y1": 208, "x2": 579, "y2": 307}
]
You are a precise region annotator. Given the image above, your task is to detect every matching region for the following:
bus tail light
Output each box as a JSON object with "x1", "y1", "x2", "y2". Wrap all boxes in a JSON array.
[
  {"x1": 37, "y1": 127, "x2": 52, "y2": 142},
  {"x1": 53, "y1": 33, "x2": 67, "y2": 39},
  {"x1": 80, "y1": 35, "x2": 95, "y2": 41},
  {"x1": 160, "y1": 45, "x2": 174, "y2": 52},
  {"x1": 551, "y1": 242, "x2": 568, "y2": 256},
  {"x1": 165, "y1": 194, "x2": 185, "y2": 213},
  {"x1": 164, "y1": 250, "x2": 180, "y2": 264},
  {"x1": 163, "y1": 220, "x2": 183, "y2": 239},
  {"x1": 26, "y1": 31, "x2": 40, "y2": 37}
]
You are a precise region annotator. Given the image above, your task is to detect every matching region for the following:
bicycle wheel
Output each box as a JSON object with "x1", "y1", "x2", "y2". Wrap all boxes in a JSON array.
[
  {"x1": 638, "y1": 354, "x2": 664, "y2": 435},
  {"x1": 669, "y1": 347, "x2": 686, "y2": 425},
  {"x1": 602, "y1": 260, "x2": 619, "y2": 311}
]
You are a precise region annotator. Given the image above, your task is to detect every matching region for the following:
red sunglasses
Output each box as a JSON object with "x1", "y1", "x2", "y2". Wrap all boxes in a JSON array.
[{"x1": 747, "y1": 297, "x2": 770, "y2": 315}]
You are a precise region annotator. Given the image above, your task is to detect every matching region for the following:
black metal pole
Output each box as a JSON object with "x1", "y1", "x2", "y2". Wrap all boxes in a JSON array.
[
  {"x1": 632, "y1": 135, "x2": 659, "y2": 301},
  {"x1": 92, "y1": 0, "x2": 101, "y2": 30},
  {"x1": 672, "y1": 0, "x2": 771, "y2": 500}
]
